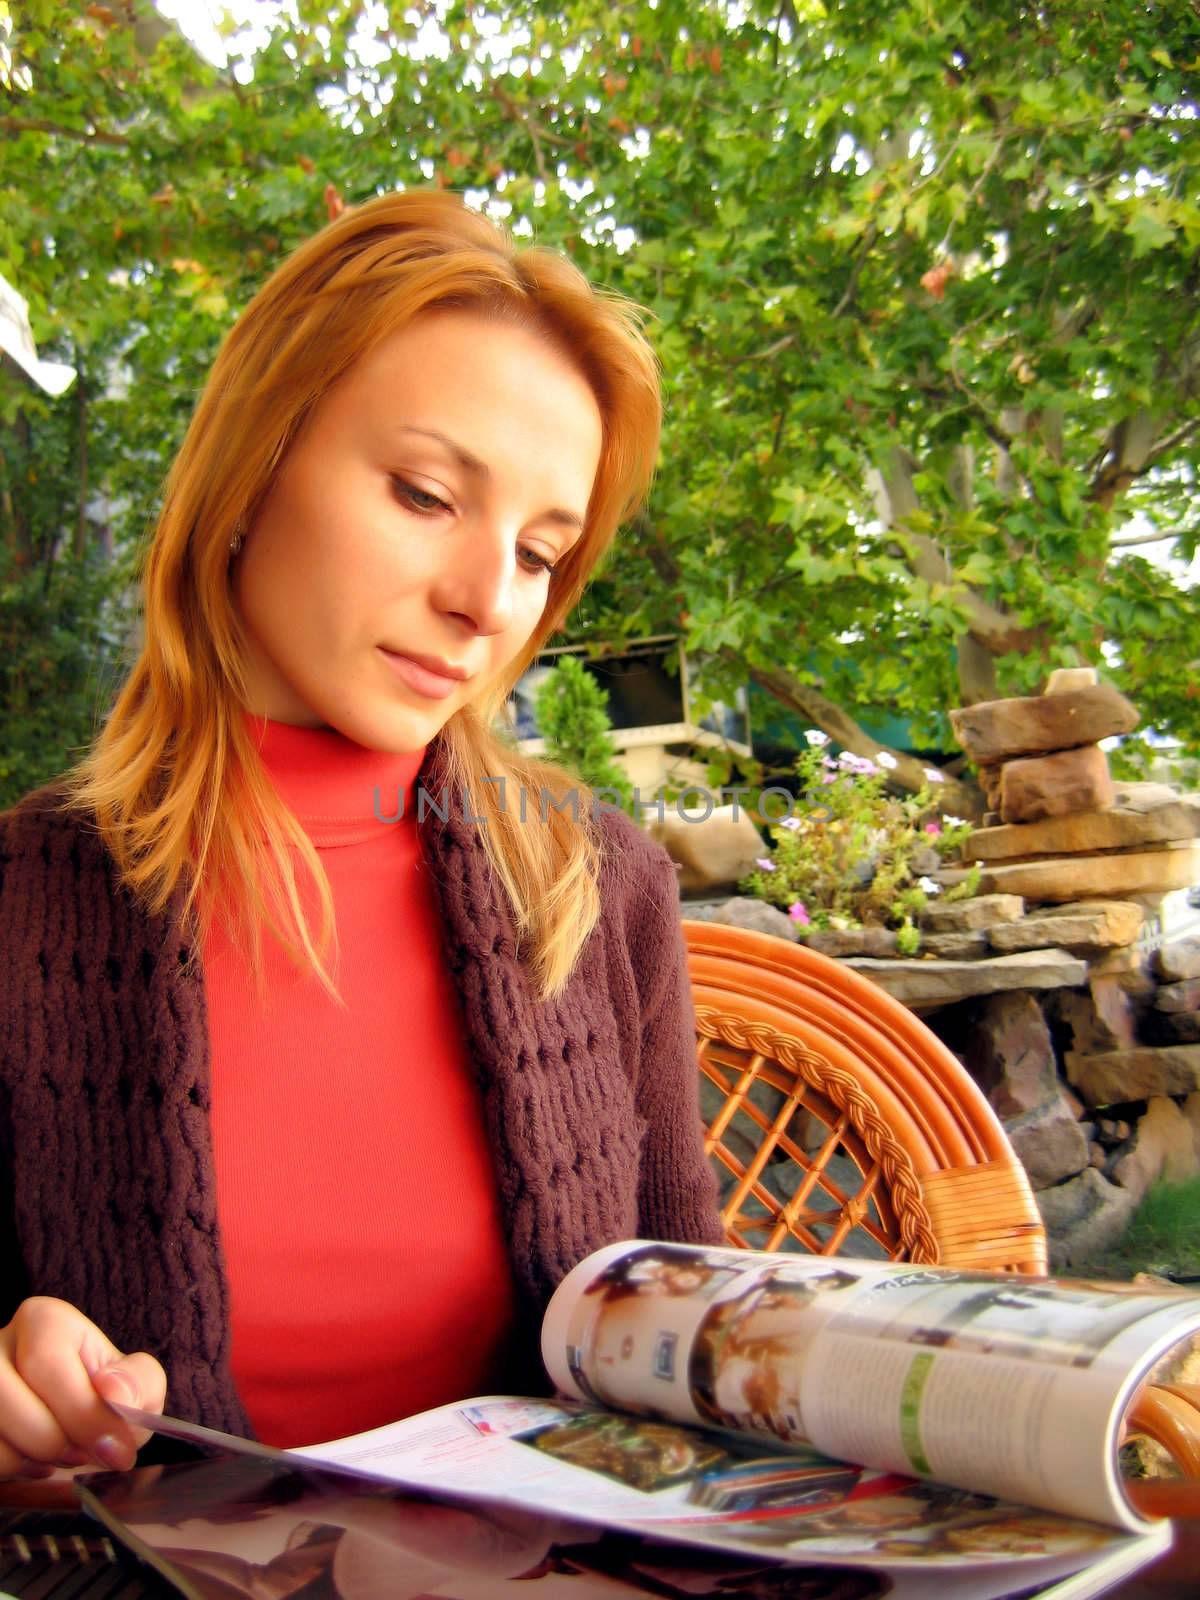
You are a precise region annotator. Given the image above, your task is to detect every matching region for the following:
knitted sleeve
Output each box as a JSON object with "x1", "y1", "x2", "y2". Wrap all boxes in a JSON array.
[
  {"x1": 607, "y1": 819, "x2": 726, "y2": 1248},
  {"x1": 0, "y1": 807, "x2": 27, "y2": 1325}
]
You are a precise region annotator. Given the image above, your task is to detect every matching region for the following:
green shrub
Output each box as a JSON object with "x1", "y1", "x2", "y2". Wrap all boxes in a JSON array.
[
  {"x1": 740, "y1": 735, "x2": 978, "y2": 949},
  {"x1": 533, "y1": 655, "x2": 633, "y2": 810}
]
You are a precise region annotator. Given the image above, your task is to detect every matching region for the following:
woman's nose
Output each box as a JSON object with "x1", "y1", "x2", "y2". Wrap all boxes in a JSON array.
[{"x1": 432, "y1": 527, "x2": 518, "y2": 636}]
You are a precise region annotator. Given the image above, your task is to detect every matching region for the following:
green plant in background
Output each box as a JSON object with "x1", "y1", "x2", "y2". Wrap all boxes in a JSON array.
[
  {"x1": 1064, "y1": 1176, "x2": 1200, "y2": 1284},
  {"x1": 533, "y1": 655, "x2": 634, "y2": 811},
  {"x1": 8, "y1": 4, "x2": 1200, "y2": 814},
  {"x1": 0, "y1": 538, "x2": 130, "y2": 809},
  {"x1": 741, "y1": 733, "x2": 978, "y2": 952}
]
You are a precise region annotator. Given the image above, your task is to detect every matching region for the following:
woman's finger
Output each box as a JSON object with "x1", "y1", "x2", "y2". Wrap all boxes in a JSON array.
[
  {"x1": 91, "y1": 1354, "x2": 167, "y2": 1448},
  {"x1": 0, "y1": 1354, "x2": 75, "y2": 1466},
  {"x1": 10, "y1": 1303, "x2": 140, "y2": 1468}
]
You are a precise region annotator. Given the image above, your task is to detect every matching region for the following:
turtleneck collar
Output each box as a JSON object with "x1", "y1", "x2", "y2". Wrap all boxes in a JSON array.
[{"x1": 243, "y1": 710, "x2": 427, "y2": 847}]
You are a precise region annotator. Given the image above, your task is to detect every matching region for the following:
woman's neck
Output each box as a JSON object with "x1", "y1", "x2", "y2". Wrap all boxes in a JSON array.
[{"x1": 242, "y1": 709, "x2": 427, "y2": 846}]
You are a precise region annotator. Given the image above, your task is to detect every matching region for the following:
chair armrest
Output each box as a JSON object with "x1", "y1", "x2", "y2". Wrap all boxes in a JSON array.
[{"x1": 1128, "y1": 1384, "x2": 1200, "y2": 1478}]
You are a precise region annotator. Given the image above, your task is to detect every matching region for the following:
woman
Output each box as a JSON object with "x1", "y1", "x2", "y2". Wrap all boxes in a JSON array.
[{"x1": 0, "y1": 191, "x2": 724, "y2": 1480}]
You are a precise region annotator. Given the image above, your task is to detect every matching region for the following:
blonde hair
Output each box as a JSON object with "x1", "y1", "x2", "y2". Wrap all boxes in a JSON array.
[{"x1": 56, "y1": 191, "x2": 662, "y2": 1004}]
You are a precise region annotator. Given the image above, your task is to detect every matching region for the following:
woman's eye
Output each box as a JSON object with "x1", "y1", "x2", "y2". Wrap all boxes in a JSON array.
[
  {"x1": 519, "y1": 546, "x2": 558, "y2": 577},
  {"x1": 392, "y1": 477, "x2": 450, "y2": 515}
]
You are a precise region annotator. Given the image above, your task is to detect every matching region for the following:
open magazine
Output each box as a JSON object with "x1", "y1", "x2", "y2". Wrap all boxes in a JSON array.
[{"x1": 87, "y1": 1240, "x2": 1200, "y2": 1600}]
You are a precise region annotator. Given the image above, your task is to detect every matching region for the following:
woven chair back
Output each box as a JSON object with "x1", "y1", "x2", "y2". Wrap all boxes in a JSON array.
[{"x1": 683, "y1": 919, "x2": 1048, "y2": 1274}]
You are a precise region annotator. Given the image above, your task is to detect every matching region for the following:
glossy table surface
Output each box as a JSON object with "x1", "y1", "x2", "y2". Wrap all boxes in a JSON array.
[{"x1": 2, "y1": 1476, "x2": 1198, "y2": 1599}]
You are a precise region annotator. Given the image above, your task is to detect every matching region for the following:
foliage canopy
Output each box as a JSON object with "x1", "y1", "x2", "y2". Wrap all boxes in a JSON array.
[{"x1": 2, "y1": 0, "x2": 1198, "y2": 811}]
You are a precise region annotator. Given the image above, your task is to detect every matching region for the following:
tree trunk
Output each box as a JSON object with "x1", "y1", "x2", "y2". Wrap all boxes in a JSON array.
[{"x1": 740, "y1": 656, "x2": 985, "y2": 820}]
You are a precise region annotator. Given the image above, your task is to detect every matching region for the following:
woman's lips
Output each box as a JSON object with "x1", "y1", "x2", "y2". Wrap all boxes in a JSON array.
[{"x1": 378, "y1": 648, "x2": 463, "y2": 701}]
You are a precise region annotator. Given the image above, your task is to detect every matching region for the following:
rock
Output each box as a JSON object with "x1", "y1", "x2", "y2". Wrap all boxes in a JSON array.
[
  {"x1": 1036, "y1": 1168, "x2": 1138, "y2": 1270},
  {"x1": 1089, "y1": 945, "x2": 1158, "y2": 998},
  {"x1": 1187, "y1": 1093, "x2": 1200, "y2": 1164},
  {"x1": 987, "y1": 900, "x2": 1143, "y2": 957},
  {"x1": 1007, "y1": 1094, "x2": 1090, "y2": 1189},
  {"x1": 650, "y1": 806, "x2": 767, "y2": 895},
  {"x1": 921, "y1": 930, "x2": 989, "y2": 960},
  {"x1": 978, "y1": 764, "x2": 1003, "y2": 810},
  {"x1": 1111, "y1": 1097, "x2": 1200, "y2": 1204},
  {"x1": 966, "y1": 795, "x2": 1200, "y2": 862},
  {"x1": 844, "y1": 949, "x2": 1087, "y2": 1009},
  {"x1": 1065, "y1": 1044, "x2": 1200, "y2": 1106},
  {"x1": 940, "y1": 843, "x2": 1200, "y2": 904},
  {"x1": 1156, "y1": 978, "x2": 1200, "y2": 1014},
  {"x1": 920, "y1": 893, "x2": 1024, "y2": 932},
  {"x1": 965, "y1": 991, "x2": 1059, "y2": 1118},
  {"x1": 998, "y1": 744, "x2": 1114, "y2": 825},
  {"x1": 1113, "y1": 781, "x2": 1190, "y2": 812},
  {"x1": 1157, "y1": 937, "x2": 1200, "y2": 984},
  {"x1": 1097, "y1": 1118, "x2": 1132, "y2": 1144},
  {"x1": 1055, "y1": 976, "x2": 1140, "y2": 1054},
  {"x1": 682, "y1": 896, "x2": 798, "y2": 942},
  {"x1": 1090, "y1": 945, "x2": 1153, "y2": 976},
  {"x1": 949, "y1": 684, "x2": 1139, "y2": 763},
  {"x1": 806, "y1": 927, "x2": 899, "y2": 958},
  {"x1": 1144, "y1": 1011, "x2": 1200, "y2": 1045},
  {"x1": 1045, "y1": 667, "x2": 1099, "y2": 694},
  {"x1": 1089, "y1": 1142, "x2": 1106, "y2": 1169},
  {"x1": 1090, "y1": 973, "x2": 1144, "y2": 1048},
  {"x1": 1062, "y1": 1085, "x2": 1086, "y2": 1119}
]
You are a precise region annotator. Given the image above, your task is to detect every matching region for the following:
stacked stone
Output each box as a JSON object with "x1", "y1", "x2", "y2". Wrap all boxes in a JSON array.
[
  {"x1": 947, "y1": 667, "x2": 1198, "y2": 895},
  {"x1": 957, "y1": 666, "x2": 1131, "y2": 825},
  {"x1": 930, "y1": 670, "x2": 1200, "y2": 1265}
]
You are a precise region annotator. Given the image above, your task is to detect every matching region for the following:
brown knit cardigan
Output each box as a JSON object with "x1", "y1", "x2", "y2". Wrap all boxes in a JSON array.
[{"x1": 0, "y1": 742, "x2": 723, "y2": 1440}]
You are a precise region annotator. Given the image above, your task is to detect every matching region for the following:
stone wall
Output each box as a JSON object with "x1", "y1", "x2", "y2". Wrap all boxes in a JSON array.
[
  {"x1": 684, "y1": 671, "x2": 1200, "y2": 1268},
  {"x1": 935, "y1": 673, "x2": 1200, "y2": 1265},
  {"x1": 912, "y1": 936, "x2": 1200, "y2": 1269}
]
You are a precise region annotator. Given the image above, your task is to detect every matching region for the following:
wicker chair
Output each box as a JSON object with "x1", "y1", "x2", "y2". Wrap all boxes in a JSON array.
[
  {"x1": 683, "y1": 919, "x2": 1048, "y2": 1273},
  {"x1": 683, "y1": 918, "x2": 1200, "y2": 1473}
]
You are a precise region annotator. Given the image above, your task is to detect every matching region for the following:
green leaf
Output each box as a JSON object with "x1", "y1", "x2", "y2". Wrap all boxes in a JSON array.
[{"x1": 1125, "y1": 209, "x2": 1176, "y2": 257}]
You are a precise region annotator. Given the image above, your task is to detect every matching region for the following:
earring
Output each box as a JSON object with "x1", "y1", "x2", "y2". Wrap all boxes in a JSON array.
[{"x1": 229, "y1": 521, "x2": 245, "y2": 556}]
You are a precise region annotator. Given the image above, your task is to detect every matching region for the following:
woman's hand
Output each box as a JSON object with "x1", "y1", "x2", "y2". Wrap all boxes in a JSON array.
[{"x1": 0, "y1": 1297, "x2": 166, "y2": 1479}]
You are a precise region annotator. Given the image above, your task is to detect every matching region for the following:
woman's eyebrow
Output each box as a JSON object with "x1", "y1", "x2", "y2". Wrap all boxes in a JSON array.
[
  {"x1": 396, "y1": 425, "x2": 586, "y2": 533},
  {"x1": 398, "y1": 424, "x2": 489, "y2": 478}
]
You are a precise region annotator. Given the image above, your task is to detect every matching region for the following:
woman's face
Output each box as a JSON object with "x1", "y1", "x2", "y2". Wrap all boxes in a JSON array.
[{"x1": 232, "y1": 308, "x2": 603, "y2": 750}]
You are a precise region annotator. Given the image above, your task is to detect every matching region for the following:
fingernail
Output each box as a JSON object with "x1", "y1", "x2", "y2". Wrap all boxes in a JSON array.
[
  {"x1": 96, "y1": 1366, "x2": 135, "y2": 1404},
  {"x1": 93, "y1": 1434, "x2": 134, "y2": 1471}
]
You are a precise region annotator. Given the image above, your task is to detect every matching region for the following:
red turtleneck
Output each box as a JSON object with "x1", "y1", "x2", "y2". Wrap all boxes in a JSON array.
[{"x1": 202, "y1": 713, "x2": 517, "y2": 1447}]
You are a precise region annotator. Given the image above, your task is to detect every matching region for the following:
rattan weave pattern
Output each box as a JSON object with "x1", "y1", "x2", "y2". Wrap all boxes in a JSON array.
[{"x1": 695, "y1": 1003, "x2": 941, "y2": 1264}]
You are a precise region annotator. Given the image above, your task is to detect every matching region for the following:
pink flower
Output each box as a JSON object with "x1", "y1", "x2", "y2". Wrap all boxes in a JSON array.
[
  {"x1": 788, "y1": 901, "x2": 811, "y2": 925},
  {"x1": 755, "y1": 857, "x2": 777, "y2": 873},
  {"x1": 923, "y1": 822, "x2": 942, "y2": 836}
]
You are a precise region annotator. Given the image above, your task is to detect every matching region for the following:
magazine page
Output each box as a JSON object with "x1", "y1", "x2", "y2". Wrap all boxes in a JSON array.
[
  {"x1": 115, "y1": 1399, "x2": 1166, "y2": 1593},
  {"x1": 540, "y1": 1241, "x2": 1200, "y2": 1533},
  {"x1": 77, "y1": 1450, "x2": 1167, "y2": 1600}
]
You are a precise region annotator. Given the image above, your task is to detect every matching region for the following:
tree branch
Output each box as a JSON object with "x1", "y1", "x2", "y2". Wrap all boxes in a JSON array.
[
  {"x1": 1110, "y1": 525, "x2": 1197, "y2": 549},
  {"x1": 489, "y1": 82, "x2": 573, "y2": 182},
  {"x1": 730, "y1": 332, "x2": 795, "y2": 367},
  {"x1": 1089, "y1": 410, "x2": 1160, "y2": 508},
  {"x1": 876, "y1": 448, "x2": 1050, "y2": 656},
  {"x1": 832, "y1": 223, "x2": 878, "y2": 318},
  {"x1": 1140, "y1": 416, "x2": 1200, "y2": 473},
  {"x1": 1, "y1": 116, "x2": 129, "y2": 147},
  {"x1": 735, "y1": 654, "x2": 984, "y2": 817},
  {"x1": 74, "y1": 371, "x2": 89, "y2": 562}
]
